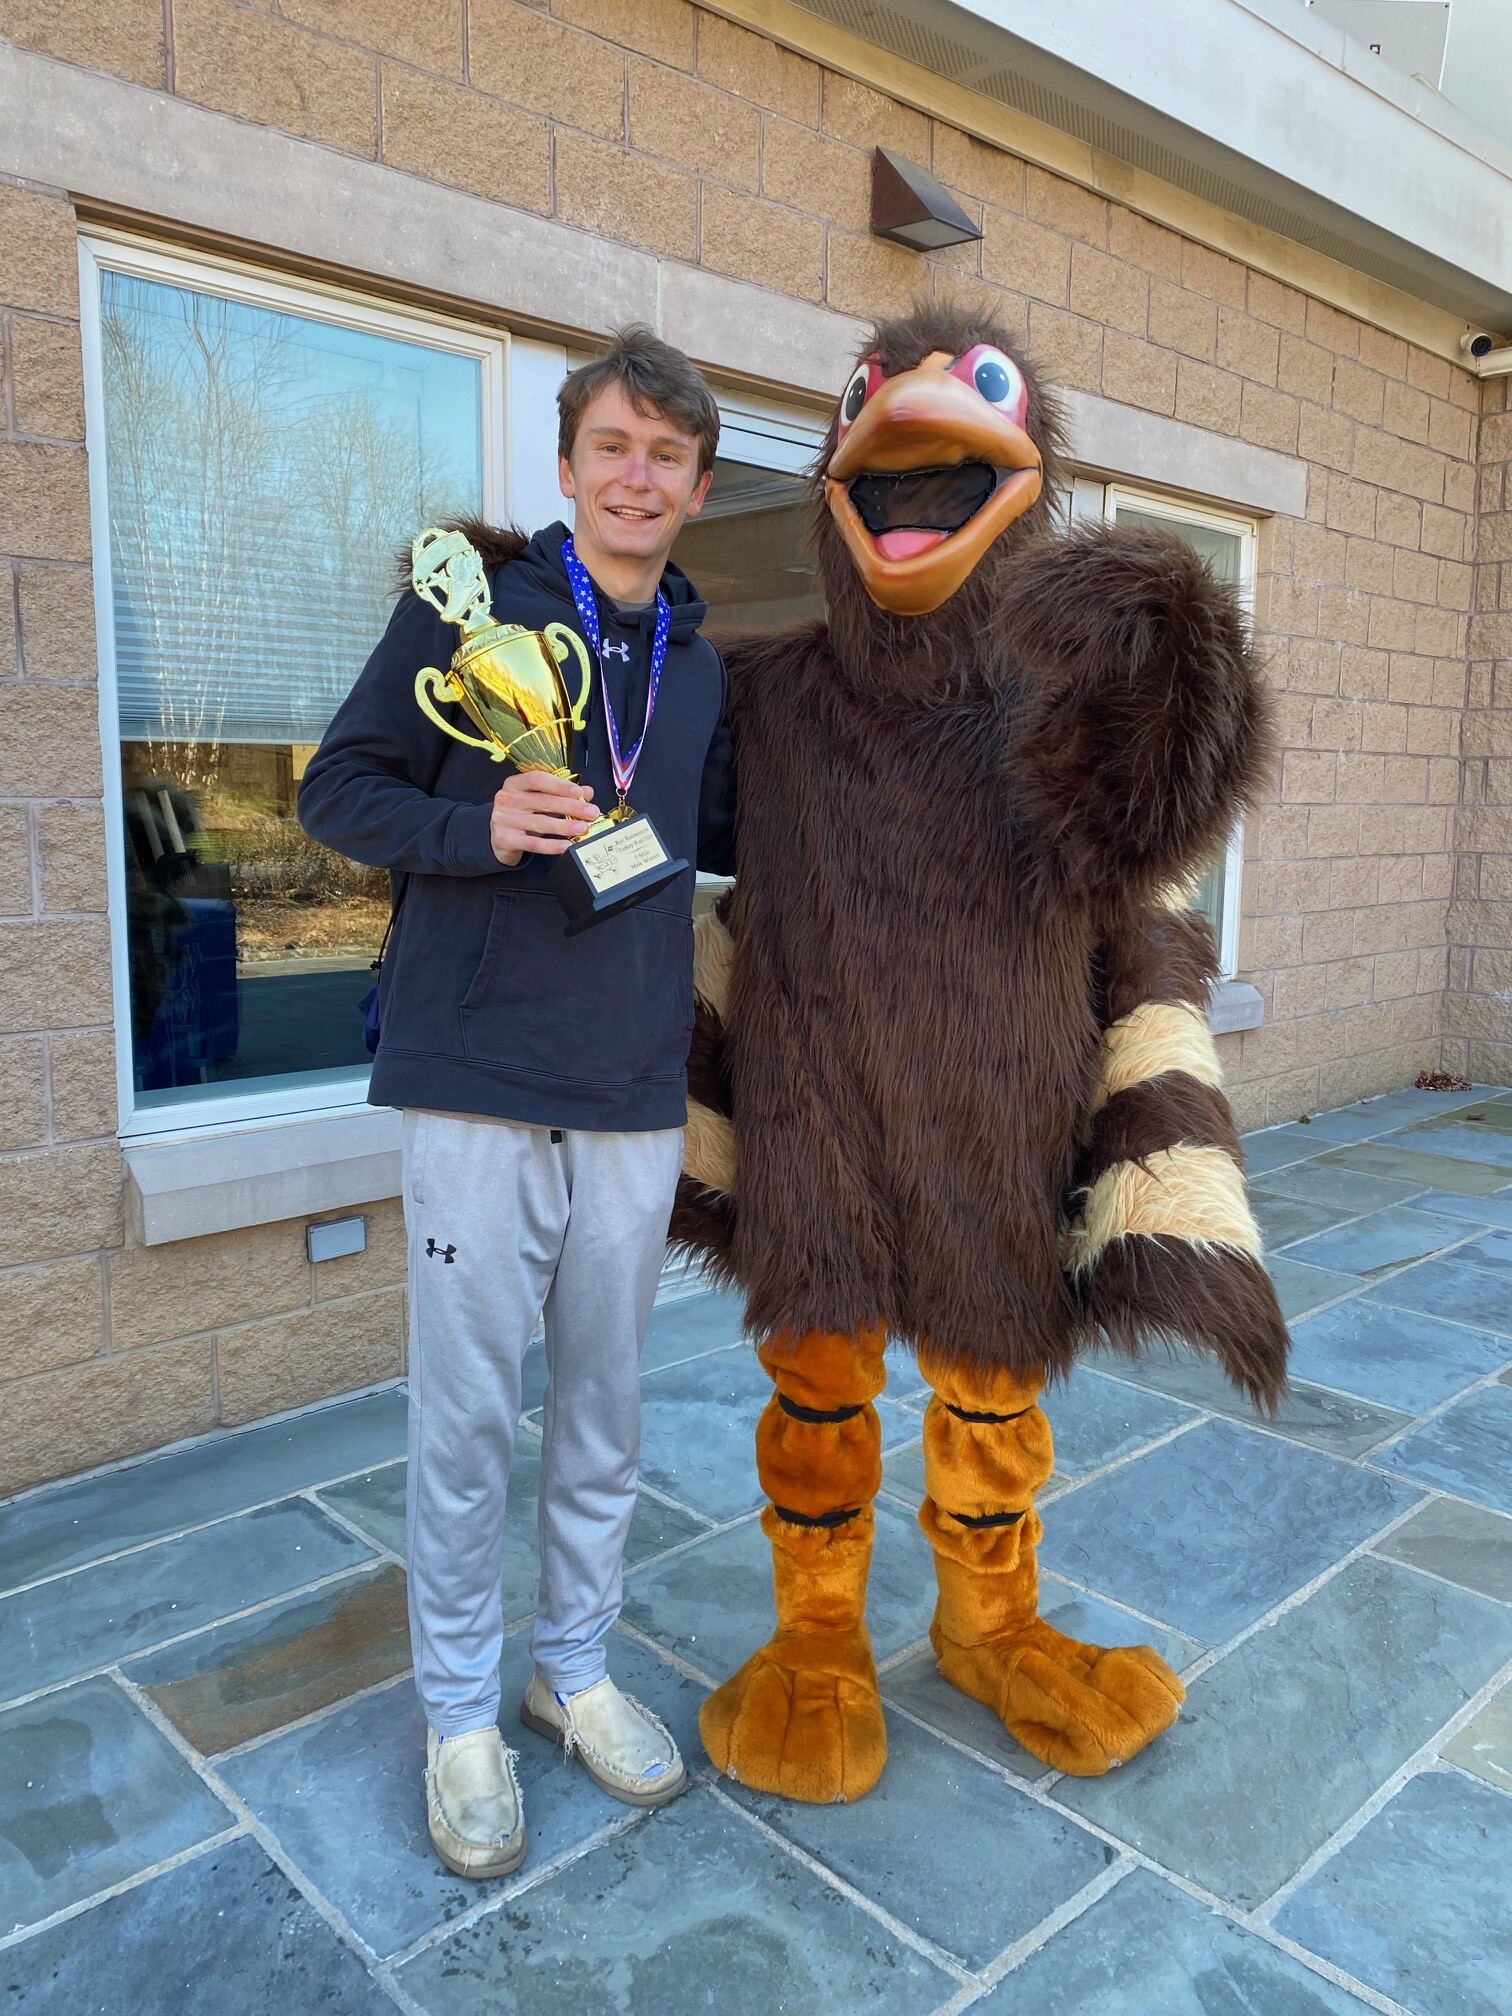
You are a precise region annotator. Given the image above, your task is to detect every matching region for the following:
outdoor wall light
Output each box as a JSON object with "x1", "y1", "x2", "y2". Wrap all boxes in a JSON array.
[{"x1": 871, "y1": 147, "x2": 983, "y2": 252}]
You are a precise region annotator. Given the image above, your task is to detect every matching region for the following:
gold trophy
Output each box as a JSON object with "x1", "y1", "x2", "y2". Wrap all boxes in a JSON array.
[{"x1": 411, "y1": 527, "x2": 685, "y2": 934}]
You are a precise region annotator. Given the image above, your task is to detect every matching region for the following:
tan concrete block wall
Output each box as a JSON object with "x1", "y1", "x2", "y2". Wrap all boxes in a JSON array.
[
  {"x1": 0, "y1": 0, "x2": 1507, "y2": 1484},
  {"x1": 1445, "y1": 377, "x2": 1512, "y2": 1084}
]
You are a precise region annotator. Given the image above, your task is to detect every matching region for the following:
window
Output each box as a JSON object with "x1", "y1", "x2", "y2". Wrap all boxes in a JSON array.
[
  {"x1": 672, "y1": 400, "x2": 822, "y2": 643},
  {"x1": 82, "y1": 239, "x2": 505, "y2": 1137},
  {"x1": 670, "y1": 394, "x2": 825, "y2": 914},
  {"x1": 1069, "y1": 478, "x2": 1255, "y2": 978}
]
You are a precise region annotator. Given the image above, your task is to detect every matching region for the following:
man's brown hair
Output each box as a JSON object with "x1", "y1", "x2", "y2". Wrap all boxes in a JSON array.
[{"x1": 557, "y1": 325, "x2": 721, "y2": 478}]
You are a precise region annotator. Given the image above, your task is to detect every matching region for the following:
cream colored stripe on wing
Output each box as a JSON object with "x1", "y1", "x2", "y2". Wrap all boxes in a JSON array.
[
  {"x1": 1090, "y1": 1000, "x2": 1220, "y2": 1115},
  {"x1": 692, "y1": 905, "x2": 735, "y2": 1018},
  {"x1": 683, "y1": 1097, "x2": 736, "y2": 1196},
  {"x1": 1063, "y1": 1143, "x2": 1261, "y2": 1274}
]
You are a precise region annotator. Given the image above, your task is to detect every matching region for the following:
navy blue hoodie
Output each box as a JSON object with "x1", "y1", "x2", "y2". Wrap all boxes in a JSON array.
[{"x1": 299, "y1": 522, "x2": 734, "y2": 1131}]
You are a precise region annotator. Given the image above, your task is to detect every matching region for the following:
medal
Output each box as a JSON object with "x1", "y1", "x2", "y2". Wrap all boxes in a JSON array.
[{"x1": 561, "y1": 535, "x2": 671, "y2": 821}]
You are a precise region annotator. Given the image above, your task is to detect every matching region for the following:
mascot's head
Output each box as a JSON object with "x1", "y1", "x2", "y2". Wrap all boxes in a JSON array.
[{"x1": 819, "y1": 304, "x2": 1064, "y2": 620}]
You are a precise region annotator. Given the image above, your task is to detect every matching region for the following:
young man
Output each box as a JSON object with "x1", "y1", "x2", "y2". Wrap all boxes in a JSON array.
[{"x1": 299, "y1": 328, "x2": 731, "y2": 1878}]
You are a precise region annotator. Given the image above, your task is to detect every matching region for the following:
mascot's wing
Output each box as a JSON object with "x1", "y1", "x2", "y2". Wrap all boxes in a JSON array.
[
  {"x1": 1064, "y1": 892, "x2": 1289, "y2": 1408},
  {"x1": 667, "y1": 892, "x2": 739, "y2": 1282},
  {"x1": 997, "y1": 520, "x2": 1272, "y2": 903}
]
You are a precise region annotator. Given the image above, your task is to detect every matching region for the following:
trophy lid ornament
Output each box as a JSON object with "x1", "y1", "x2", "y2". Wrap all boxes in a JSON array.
[
  {"x1": 411, "y1": 526, "x2": 496, "y2": 641},
  {"x1": 409, "y1": 525, "x2": 592, "y2": 775}
]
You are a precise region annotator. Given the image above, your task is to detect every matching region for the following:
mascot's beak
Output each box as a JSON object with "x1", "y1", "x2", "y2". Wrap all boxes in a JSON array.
[{"x1": 825, "y1": 351, "x2": 1043, "y2": 616}]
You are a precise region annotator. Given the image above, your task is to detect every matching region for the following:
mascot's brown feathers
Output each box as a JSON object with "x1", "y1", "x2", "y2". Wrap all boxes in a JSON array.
[
  {"x1": 673, "y1": 306, "x2": 1284, "y2": 1405},
  {"x1": 672, "y1": 306, "x2": 1289, "y2": 1806}
]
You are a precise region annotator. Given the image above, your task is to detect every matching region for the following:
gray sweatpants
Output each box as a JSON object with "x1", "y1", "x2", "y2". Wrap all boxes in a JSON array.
[{"x1": 402, "y1": 1108, "x2": 683, "y2": 1738}]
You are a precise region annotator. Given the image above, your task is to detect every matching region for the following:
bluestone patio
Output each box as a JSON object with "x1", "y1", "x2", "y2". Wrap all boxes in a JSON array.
[{"x1": 3, "y1": 1081, "x2": 1511, "y2": 2015}]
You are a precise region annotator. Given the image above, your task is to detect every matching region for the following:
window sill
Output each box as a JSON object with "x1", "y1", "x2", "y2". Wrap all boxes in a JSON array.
[
  {"x1": 125, "y1": 1106, "x2": 402, "y2": 1246},
  {"x1": 1208, "y1": 978, "x2": 1264, "y2": 1035},
  {"x1": 125, "y1": 982, "x2": 1262, "y2": 1246}
]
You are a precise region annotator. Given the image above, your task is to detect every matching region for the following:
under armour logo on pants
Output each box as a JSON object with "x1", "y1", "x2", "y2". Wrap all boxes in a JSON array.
[{"x1": 425, "y1": 1239, "x2": 456, "y2": 1263}]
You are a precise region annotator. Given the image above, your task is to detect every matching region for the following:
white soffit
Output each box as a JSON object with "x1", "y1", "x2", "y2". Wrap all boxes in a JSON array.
[{"x1": 788, "y1": 0, "x2": 1512, "y2": 333}]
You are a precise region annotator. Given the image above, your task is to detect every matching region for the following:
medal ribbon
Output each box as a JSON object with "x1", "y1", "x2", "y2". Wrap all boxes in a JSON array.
[{"x1": 561, "y1": 534, "x2": 670, "y2": 811}]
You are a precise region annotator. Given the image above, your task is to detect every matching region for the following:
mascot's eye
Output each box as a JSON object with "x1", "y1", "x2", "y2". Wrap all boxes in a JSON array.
[
  {"x1": 840, "y1": 364, "x2": 870, "y2": 426},
  {"x1": 975, "y1": 356, "x2": 1012, "y2": 402},
  {"x1": 949, "y1": 345, "x2": 1027, "y2": 421}
]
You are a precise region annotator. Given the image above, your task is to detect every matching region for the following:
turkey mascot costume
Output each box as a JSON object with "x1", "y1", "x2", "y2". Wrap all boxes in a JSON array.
[{"x1": 671, "y1": 304, "x2": 1290, "y2": 1804}]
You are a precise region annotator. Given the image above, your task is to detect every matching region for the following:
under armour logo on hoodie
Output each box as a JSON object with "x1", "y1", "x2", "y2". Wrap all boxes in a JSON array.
[
  {"x1": 425, "y1": 1239, "x2": 456, "y2": 1263},
  {"x1": 601, "y1": 640, "x2": 630, "y2": 662}
]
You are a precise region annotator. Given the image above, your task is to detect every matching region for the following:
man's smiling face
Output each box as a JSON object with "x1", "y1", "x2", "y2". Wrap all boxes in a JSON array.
[{"x1": 558, "y1": 381, "x2": 713, "y2": 575}]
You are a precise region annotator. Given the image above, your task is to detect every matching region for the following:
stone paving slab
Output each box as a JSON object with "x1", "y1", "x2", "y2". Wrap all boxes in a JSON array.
[
  {"x1": 1055, "y1": 1555, "x2": 1512, "y2": 1909},
  {"x1": 123, "y1": 1561, "x2": 411, "y2": 1755},
  {"x1": 2, "y1": 1086, "x2": 1510, "y2": 2015},
  {"x1": 1372, "y1": 1494, "x2": 1512, "y2": 1603},
  {"x1": 1372, "y1": 1383, "x2": 1512, "y2": 1513},
  {"x1": 0, "y1": 1676, "x2": 233, "y2": 1936},
  {"x1": 220, "y1": 1627, "x2": 705, "y2": 1962},
  {"x1": 1441, "y1": 1683, "x2": 1512, "y2": 1795},
  {"x1": 0, "y1": 1498, "x2": 375, "y2": 1702},
  {"x1": 1251, "y1": 1192, "x2": 1358, "y2": 1249},
  {"x1": 975, "y1": 1866, "x2": 1372, "y2": 2016},
  {"x1": 1274, "y1": 1769, "x2": 1512, "y2": 2016},
  {"x1": 1316, "y1": 1141, "x2": 1512, "y2": 1194},
  {"x1": 1283, "y1": 1203, "x2": 1475, "y2": 1277},
  {"x1": 393, "y1": 1785, "x2": 957, "y2": 2016},
  {"x1": 1096, "y1": 1345, "x2": 1411, "y2": 1459},
  {"x1": 0, "y1": 1391, "x2": 406, "y2": 1595},
  {"x1": 1239, "y1": 1125, "x2": 1329, "y2": 1176},
  {"x1": 1040, "y1": 1368, "x2": 1198, "y2": 1480},
  {"x1": 1261, "y1": 1255, "x2": 1367, "y2": 1321},
  {"x1": 1457, "y1": 1228, "x2": 1512, "y2": 1271},
  {"x1": 1287, "y1": 1297, "x2": 1512, "y2": 1412},
  {"x1": 1039, "y1": 1417, "x2": 1419, "y2": 1644},
  {"x1": 1389, "y1": 1122, "x2": 1512, "y2": 1168},
  {"x1": 1251, "y1": 1163, "x2": 1424, "y2": 1214},
  {"x1": 0, "y1": 1834, "x2": 394, "y2": 2015},
  {"x1": 1365, "y1": 1257, "x2": 1512, "y2": 1335},
  {"x1": 1408, "y1": 1187, "x2": 1512, "y2": 1230},
  {"x1": 727, "y1": 1709, "x2": 1112, "y2": 1970}
]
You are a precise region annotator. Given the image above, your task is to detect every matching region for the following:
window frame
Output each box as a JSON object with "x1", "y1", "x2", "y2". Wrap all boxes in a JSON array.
[
  {"x1": 1070, "y1": 476, "x2": 1256, "y2": 981},
  {"x1": 79, "y1": 231, "x2": 509, "y2": 1144}
]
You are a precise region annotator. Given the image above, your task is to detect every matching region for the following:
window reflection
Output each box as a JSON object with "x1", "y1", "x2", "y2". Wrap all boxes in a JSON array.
[
  {"x1": 101, "y1": 270, "x2": 485, "y2": 1107},
  {"x1": 673, "y1": 457, "x2": 819, "y2": 641}
]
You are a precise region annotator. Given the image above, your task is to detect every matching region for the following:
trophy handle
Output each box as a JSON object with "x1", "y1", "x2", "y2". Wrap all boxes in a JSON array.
[
  {"x1": 414, "y1": 665, "x2": 508, "y2": 761},
  {"x1": 544, "y1": 622, "x2": 593, "y2": 732}
]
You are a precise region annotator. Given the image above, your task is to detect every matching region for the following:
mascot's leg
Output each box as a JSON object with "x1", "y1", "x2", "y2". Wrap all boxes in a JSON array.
[
  {"x1": 700, "y1": 1325, "x2": 889, "y2": 1803},
  {"x1": 921, "y1": 1350, "x2": 1185, "y2": 1775}
]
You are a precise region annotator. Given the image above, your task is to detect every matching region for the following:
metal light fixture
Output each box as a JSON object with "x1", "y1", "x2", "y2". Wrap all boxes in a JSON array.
[{"x1": 871, "y1": 147, "x2": 983, "y2": 253}]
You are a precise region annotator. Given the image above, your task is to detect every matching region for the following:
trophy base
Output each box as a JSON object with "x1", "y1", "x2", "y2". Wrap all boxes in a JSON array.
[{"x1": 547, "y1": 810, "x2": 688, "y2": 936}]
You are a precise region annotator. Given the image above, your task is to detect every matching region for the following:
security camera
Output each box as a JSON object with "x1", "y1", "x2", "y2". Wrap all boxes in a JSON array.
[{"x1": 1461, "y1": 332, "x2": 1495, "y2": 359}]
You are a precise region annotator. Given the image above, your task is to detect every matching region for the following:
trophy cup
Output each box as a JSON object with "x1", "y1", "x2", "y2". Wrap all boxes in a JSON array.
[{"x1": 411, "y1": 527, "x2": 688, "y2": 934}]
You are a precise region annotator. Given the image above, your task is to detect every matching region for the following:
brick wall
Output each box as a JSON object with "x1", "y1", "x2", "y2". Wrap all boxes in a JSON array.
[
  {"x1": 0, "y1": 179, "x2": 407, "y2": 1493},
  {"x1": 0, "y1": 0, "x2": 1505, "y2": 1486},
  {"x1": 1446, "y1": 375, "x2": 1512, "y2": 1083}
]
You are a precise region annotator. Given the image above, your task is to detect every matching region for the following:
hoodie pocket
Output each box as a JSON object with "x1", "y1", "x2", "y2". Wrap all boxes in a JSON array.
[{"x1": 460, "y1": 889, "x2": 693, "y2": 1083}]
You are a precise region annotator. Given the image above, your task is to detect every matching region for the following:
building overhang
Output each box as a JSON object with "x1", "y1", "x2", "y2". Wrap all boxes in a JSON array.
[{"x1": 719, "y1": 0, "x2": 1512, "y2": 345}]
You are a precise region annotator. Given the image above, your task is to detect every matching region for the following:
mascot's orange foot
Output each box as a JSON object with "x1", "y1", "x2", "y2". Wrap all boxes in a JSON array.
[
  {"x1": 699, "y1": 1627, "x2": 887, "y2": 1804},
  {"x1": 934, "y1": 1618, "x2": 1184, "y2": 1777}
]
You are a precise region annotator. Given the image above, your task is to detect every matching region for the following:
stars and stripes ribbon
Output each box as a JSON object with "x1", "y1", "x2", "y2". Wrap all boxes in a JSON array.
[{"x1": 561, "y1": 534, "x2": 671, "y2": 812}]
